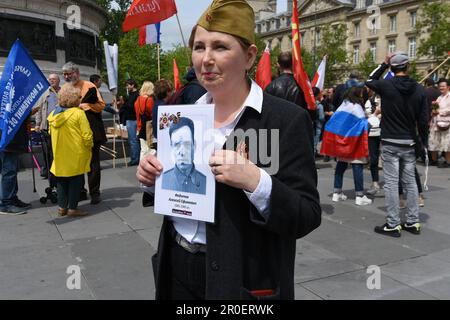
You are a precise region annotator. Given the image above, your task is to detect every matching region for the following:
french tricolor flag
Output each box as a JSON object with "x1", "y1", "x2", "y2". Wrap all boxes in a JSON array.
[
  {"x1": 138, "y1": 23, "x2": 161, "y2": 46},
  {"x1": 320, "y1": 100, "x2": 369, "y2": 160}
]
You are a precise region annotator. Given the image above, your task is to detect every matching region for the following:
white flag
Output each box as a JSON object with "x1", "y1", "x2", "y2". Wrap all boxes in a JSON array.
[
  {"x1": 311, "y1": 56, "x2": 327, "y2": 91},
  {"x1": 103, "y1": 41, "x2": 118, "y2": 92}
]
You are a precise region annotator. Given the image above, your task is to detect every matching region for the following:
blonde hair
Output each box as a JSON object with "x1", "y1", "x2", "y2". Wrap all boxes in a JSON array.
[
  {"x1": 58, "y1": 84, "x2": 81, "y2": 108},
  {"x1": 140, "y1": 81, "x2": 155, "y2": 96}
]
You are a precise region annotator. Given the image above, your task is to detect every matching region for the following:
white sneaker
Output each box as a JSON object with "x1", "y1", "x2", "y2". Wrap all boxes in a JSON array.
[
  {"x1": 332, "y1": 193, "x2": 347, "y2": 202},
  {"x1": 355, "y1": 195, "x2": 372, "y2": 206}
]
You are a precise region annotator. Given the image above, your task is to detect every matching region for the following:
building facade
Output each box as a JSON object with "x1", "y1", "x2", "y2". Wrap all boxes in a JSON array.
[
  {"x1": 254, "y1": 0, "x2": 441, "y2": 79},
  {"x1": 0, "y1": 0, "x2": 107, "y2": 79}
]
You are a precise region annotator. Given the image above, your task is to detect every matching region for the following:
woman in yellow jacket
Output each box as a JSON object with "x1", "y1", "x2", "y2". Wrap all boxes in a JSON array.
[{"x1": 48, "y1": 84, "x2": 93, "y2": 217}]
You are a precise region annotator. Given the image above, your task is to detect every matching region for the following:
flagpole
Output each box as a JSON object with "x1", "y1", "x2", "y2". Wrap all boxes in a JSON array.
[
  {"x1": 175, "y1": 13, "x2": 187, "y2": 48},
  {"x1": 419, "y1": 55, "x2": 450, "y2": 84},
  {"x1": 157, "y1": 43, "x2": 161, "y2": 80}
]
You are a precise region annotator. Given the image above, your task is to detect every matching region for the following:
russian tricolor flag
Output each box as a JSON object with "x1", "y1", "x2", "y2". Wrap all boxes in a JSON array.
[
  {"x1": 138, "y1": 23, "x2": 161, "y2": 46},
  {"x1": 320, "y1": 100, "x2": 369, "y2": 160}
]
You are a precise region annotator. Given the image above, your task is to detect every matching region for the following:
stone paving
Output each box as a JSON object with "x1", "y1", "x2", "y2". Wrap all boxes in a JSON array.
[{"x1": 1, "y1": 159, "x2": 449, "y2": 299}]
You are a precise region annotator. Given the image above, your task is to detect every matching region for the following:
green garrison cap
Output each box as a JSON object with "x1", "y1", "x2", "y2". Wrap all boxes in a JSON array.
[{"x1": 197, "y1": 0, "x2": 255, "y2": 45}]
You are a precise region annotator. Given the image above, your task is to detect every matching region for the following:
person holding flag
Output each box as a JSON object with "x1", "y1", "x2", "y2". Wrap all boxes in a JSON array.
[
  {"x1": 137, "y1": 0, "x2": 321, "y2": 300},
  {"x1": 321, "y1": 82, "x2": 373, "y2": 206},
  {"x1": 0, "y1": 39, "x2": 49, "y2": 215}
]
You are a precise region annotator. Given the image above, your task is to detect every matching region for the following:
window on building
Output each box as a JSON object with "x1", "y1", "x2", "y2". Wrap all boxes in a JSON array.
[
  {"x1": 286, "y1": 17, "x2": 291, "y2": 27},
  {"x1": 356, "y1": 0, "x2": 365, "y2": 9},
  {"x1": 276, "y1": 19, "x2": 280, "y2": 29},
  {"x1": 354, "y1": 22, "x2": 360, "y2": 37},
  {"x1": 257, "y1": 24, "x2": 261, "y2": 34},
  {"x1": 300, "y1": 32, "x2": 305, "y2": 46},
  {"x1": 390, "y1": 15, "x2": 397, "y2": 32},
  {"x1": 354, "y1": 45, "x2": 360, "y2": 64},
  {"x1": 410, "y1": 11, "x2": 417, "y2": 28},
  {"x1": 408, "y1": 37, "x2": 416, "y2": 58},
  {"x1": 266, "y1": 21, "x2": 270, "y2": 32},
  {"x1": 315, "y1": 28, "x2": 321, "y2": 45},
  {"x1": 388, "y1": 40, "x2": 396, "y2": 53},
  {"x1": 370, "y1": 43, "x2": 377, "y2": 62}
]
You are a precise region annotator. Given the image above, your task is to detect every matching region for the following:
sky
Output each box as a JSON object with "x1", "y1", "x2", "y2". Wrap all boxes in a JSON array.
[{"x1": 157, "y1": 0, "x2": 288, "y2": 51}]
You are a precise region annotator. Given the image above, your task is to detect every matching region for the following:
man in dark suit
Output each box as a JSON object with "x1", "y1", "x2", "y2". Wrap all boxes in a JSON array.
[{"x1": 162, "y1": 117, "x2": 206, "y2": 195}]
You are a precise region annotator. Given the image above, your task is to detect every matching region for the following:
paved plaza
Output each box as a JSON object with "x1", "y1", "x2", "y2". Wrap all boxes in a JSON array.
[{"x1": 1, "y1": 158, "x2": 449, "y2": 300}]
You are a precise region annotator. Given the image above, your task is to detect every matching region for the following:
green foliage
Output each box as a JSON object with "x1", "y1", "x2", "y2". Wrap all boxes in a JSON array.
[
  {"x1": 315, "y1": 24, "x2": 349, "y2": 86},
  {"x1": 97, "y1": 0, "x2": 132, "y2": 45},
  {"x1": 160, "y1": 45, "x2": 192, "y2": 83},
  {"x1": 416, "y1": 1, "x2": 450, "y2": 64},
  {"x1": 117, "y1": 30, "x2": 159, "y2": 96},
  {"x1": 407, "y1": 60, "x2": 423, "y2": 81},
  {"x1": 356, "y1": 50, "x2": 377, "y2": 80},
  {"x1": 301, "y1": 49, "x2": 314, "y2": 80}
]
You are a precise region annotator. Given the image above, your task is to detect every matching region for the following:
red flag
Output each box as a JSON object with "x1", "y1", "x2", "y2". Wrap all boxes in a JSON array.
[
  {"x1": 255, "y1": 46, "x2": 272, "y2": 90},
  {"x1": 173, "y1": 59, "x2": 181, "y2": 90},
  {"x1": 122, "y1": 0, "x2": 177, "y2": 32},
  {"x1": 292, "y1": 0, "x2": 316, "y2": 110}
]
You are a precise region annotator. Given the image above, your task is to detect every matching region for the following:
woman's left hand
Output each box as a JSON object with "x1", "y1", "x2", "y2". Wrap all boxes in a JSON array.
[{"x1": 209, "y1": 150, "x2": 260, "y2": 192}]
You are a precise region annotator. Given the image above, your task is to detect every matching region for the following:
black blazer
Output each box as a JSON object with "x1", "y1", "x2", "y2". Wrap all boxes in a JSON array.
[{"x1": 152, "y1": 93, "x2": 321, "y2": 300}]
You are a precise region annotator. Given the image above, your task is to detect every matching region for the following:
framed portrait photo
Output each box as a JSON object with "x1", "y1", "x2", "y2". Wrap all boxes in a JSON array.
[{"x1": 154, "y1": 104, "x2": 215, "y2": 222}]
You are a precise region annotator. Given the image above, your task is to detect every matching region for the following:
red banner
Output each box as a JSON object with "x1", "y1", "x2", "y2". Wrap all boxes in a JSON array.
[
  {"x1": 292, "y1": 0, "x2": 316, "y2": 110},
  {"x1": 173, "y1": 59, "x2": 181, "y2": 90},
  {"x1": 255, "y1": 46, "x2": 272, "y2": 90},
  {"x1": 122, "y1": 0, "x2": 177, "y2": 32}
]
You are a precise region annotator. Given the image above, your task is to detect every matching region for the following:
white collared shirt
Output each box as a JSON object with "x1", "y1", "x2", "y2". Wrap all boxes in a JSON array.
[{"x1": 171, "y1": 80, "x2": 272, "y2": 244}]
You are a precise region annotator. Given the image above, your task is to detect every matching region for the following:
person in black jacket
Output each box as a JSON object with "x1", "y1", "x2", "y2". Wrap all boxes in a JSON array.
[
  {"x1": 366, "y1": 52, "x2": 428, "y2": 238},
  {"x1": 181, "y1": 68, "x2": 207, "y2": 104},
  {"x1": 136, "y1": 0, "x2": 321, "y2": 300},
  {"x1": 0, "y1": 120, "x2": 32, "y2": 215},
  {"x1": 265, "y1": 51, "x2": 307, "y2": 110},
  {"x1": 333, "y1": 72, "x2": 359, "y2": 109}
]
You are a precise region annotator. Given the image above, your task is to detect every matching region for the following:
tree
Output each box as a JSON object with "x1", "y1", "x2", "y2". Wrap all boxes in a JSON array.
[
  {"x1": 96, "y1": 0, "x2": 132, "y2": 45},
  {"x1": 416, "y1": 1, "x2": 450, "y2": 67},
  {"x1": 407, "y1": 60, "x2": 422, "y2": 81},
  {"x1": 315, "y1": 24, "x2": 349, "y2": 86},
  {"x1": 356, "y1": 50, "x2": 377, "y2": 80},
  {"x1": 118, "y1": 29, "x2": 159, "y2": 96},
  {"x1": 160, "y1": 45, "x2": 192, "y2": 84}
]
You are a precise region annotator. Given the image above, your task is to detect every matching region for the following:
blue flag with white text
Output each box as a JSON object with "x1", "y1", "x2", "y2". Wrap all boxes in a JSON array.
[{"x1": 0, "y1": 39, "x2": 49, "y2": 151}]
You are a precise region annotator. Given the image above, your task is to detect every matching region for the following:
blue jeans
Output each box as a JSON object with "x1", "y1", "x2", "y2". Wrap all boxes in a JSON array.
[
  {"x1": 314, "y1": 122, "x2": 323, "y2": 153},
  {"x1": 381, "y1": 144, "x2": 419, "y2": 227},
  {"x1": 0, "y1": 152, "x2": 19, "y2": 206},
  {"x1": 333, "y1": 161, "x2": 364, "y2": 195},
  {"x1": 126, "y1": 120, "x2": 140, "y2": 164}
]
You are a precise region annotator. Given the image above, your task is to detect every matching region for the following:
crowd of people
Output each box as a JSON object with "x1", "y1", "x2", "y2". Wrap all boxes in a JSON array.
[{"x1": 1, "y1": 0, "x2": 449, "y2": 301}]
